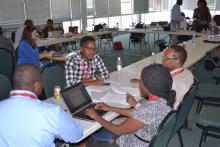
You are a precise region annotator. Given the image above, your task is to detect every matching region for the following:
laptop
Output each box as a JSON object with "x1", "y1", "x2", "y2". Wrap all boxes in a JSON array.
[
  {"x1": 48, "y1": 30, "x2": 63, "y2": 38},
  {"x1": 61, "y1": 82, "x2": 106, "y2": 121}
]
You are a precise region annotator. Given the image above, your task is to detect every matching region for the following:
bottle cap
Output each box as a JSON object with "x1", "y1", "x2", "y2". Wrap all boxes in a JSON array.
[{"x1": 118, "y1": 57, "x2": 120, "y2": 60}]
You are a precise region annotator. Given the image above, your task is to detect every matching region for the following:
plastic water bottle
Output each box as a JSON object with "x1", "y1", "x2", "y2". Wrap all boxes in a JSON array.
[
  {"x1": 192, "y1": 33, "x2": 196, "y2": 48},
  {"x1": 151, "y1": 52, "x2": 156, "y2": 64},
  {"x1": 117, "y1": 57, "x2": 122, "y2": 73}
]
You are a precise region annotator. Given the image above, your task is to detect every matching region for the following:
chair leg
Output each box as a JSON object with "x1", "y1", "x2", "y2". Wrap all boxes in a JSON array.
[
  {"x1": 196, "y1": 99, "x2": 201, "y2": 113},
  {"x1": 178, "y1": 130, "x2": 184, "y2": 147},
  {"x1": 199, "y1": 129, "x2": 205, "y2": 147},
  {"x1": 198, "y1": 100, "x2": 204, "y2": 113},
  {"x1": 204, "y1": 129, "x2": 208, "y2": 142}
]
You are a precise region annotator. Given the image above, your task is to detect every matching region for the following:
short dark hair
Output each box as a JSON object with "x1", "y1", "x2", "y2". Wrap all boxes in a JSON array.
[
  {"x1": 21, "y1": 26, "x2": 37, "y2": 48},
  {"x1": 0, "y1": 27, "x2": 3, "y2": 35},
  {"x1": 80, "y1": 36, "x2": 95, "y2": 47},
  {"x1": 47, "y1": 19, "x2": 53, "y2": 24},
  {"x1": 13, "y1": 64, "x2": 42, "y2": 88},
  {"x1": 213, "y1": 15, "x2": 220, "y2": 22},
  {"x1": 24, "y1": 19, "x2": 34, "y2": 27},
  {"x1": 170, "y1": 45, "x2": 187, "y2": 65},
  {"x1": 197, "y1": 0, "x2": 207, "y2": 7}
]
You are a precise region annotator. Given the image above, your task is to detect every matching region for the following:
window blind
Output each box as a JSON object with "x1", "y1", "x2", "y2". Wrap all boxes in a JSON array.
[
  {"x1": 95, "y1": 0, "x2": 108, "y2": 17},
  {"x1": 71, "y1": 0, "x2": 81, "y2": 20},
  {"x1": 51, "y1": 0, "x2": 71, "y2": 21},
  {"x1": 0, "y1": 0, "x2": 25, "y2": 25},
  {"x1": 109, "y1": 0, "x2": 121, "y2": 16},
  {"x1": 25, "y1": 0, "x2": 50, "y2": 24},
  {"x1": 133, "y1": 0, "x2": 149, "y2": 14}
]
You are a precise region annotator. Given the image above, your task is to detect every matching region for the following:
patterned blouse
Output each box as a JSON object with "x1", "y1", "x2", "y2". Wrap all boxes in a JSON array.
[{"x1": 116, "y1": 98, "x2": 171, "y2": 147}]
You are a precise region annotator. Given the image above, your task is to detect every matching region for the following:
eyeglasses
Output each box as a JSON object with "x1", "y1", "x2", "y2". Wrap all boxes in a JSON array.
[
  {"x1": 84, "y1": 47, "x2": 96, "y2": 52},
  {"x1": 162, "y1": 56, "x2": 178, "y2": 61}
]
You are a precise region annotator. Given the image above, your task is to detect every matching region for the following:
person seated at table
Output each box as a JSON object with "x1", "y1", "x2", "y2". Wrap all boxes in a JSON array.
[
  {"x1": 65, "y1": 36, "x2": 109, "y2": 87},
  {"x1": 17, "y1": 26, "x2": 51, "y2": 69},
  {"x1": 0, "y1": 27, "x2": 14, "y2": 53},
  {"x1": 0, "y1": 64, "x2": 83, "y2": 146},
  {"x1": 130, "y1": 45, "x2": 194, "y2": 110},
  {"x1": 15, "y1": 19, "x2": 34, "y2": 45},
  {"x1": 86, "y1": 64, "x2": 175, "y2": 147},
  {"x1": 42, "y1": 19, "x2": 55, "y2": 38},
  {"x1": 193, "y1": 0, "x2": 211, "y2": 30}
]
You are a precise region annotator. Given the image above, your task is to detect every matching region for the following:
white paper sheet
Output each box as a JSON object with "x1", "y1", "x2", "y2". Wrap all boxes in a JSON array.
[
  {"x1": 99, "y1": 93, "x2": 129, "y2": 106},
  {"x1": 86, "y1": 86, "x2": 109, "y2": 94},
  {"x1": 111, "y1": 86, "x2": 139, "y2": 96}
]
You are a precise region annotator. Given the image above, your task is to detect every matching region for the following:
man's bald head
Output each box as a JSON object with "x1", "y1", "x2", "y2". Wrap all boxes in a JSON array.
[{"x1": 13, "y1": 64, "x2": 42, "y2": 96}]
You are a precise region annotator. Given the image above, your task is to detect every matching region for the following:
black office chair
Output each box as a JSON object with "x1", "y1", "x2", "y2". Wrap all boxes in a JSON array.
[
  {"x1": 41, "y1": 63, "x2": 66, "y2": 99},
  {"x1": 196, "y1": 105, "x2": 220, "y2": 147},
  {"x1": 149, "y1": 111, "x2": 177, "y2": 147},
  {"x1": 170, "y1": 85, "x2": 197, "y2": 147},
  {"x1": 129, "y1": 22, "x2": 147, "y2": 50},
  {"x1": 0, "y1": 74, "x2": 12, "y2": 101},
  {"x1": 0, "y1": 48, "x2": 15, "y2": 81}
]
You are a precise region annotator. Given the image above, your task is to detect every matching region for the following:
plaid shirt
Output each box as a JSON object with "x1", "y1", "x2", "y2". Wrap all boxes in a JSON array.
[{"x1": 65, "y1": 52, "x2": 109, "y2": 87}]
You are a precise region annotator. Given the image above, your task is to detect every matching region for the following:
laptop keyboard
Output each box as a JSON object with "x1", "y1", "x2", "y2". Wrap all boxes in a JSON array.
[{"x1": 73, "y1": 103, "x2": 107, "y2": 121}]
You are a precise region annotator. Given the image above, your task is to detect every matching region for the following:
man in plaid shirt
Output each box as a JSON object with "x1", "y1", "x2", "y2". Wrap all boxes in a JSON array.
[{"x1": 65, "y1": 36, "x2": 109, "y2": 87}]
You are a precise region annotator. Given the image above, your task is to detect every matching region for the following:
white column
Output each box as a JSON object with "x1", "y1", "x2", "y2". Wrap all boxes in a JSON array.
[{"x1": 81, "y1": 0, "x2": 87, "y2": 31}]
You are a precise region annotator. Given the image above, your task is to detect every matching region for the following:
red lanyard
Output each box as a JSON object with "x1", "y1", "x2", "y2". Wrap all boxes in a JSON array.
[
  {"x1": 79, "y1": 56, "x2": 93, "y2": 80},
  {"x1": 171, "y1": 68, "x2": 184, "y2": 76},
  {"x1": 10, "y1": 92, "x2": 37, "y2": 99},
  {"x1": 147, "y1": 95, "x2": 159, "y2": 102}
]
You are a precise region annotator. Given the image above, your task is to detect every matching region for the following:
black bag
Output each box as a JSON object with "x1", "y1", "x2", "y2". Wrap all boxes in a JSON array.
[{"x1": 155, "y1": 39, "x2": 167, "y2": 52}]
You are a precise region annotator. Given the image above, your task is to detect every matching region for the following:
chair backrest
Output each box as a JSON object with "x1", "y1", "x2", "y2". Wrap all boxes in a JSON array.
[
  {"x1": 171, "y1": 85, "x2": 197, "y2": 136},
  {"x1": 135, "y1": 22, "x2": 144, "y2": 29},
  {"x1": 0, "y1": 48, "x2": 14, "y2": 80},
  {"x1": 42, "y1": 63, "x2": 65, "y2": 99},
  {"x1": 149, "y1": 111, "x2": 177, "y2": 147},
  {"x1": 212, "y1": 68, "x2": 220, "y2": 84},
  {"x1": 0, "y1": 74, "x2": 12, "y2": 101}
]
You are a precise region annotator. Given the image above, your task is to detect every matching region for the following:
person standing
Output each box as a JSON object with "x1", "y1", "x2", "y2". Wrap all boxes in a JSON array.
[
  {"x1": 0, "y1": 64, "x2": 83, "y2": 147},
  {"x1": 170, "y1": 0, "x2": 185, "y2": 44},
  {"x1": 193, "y1": 0, "x2": 211, "y2": 30}
]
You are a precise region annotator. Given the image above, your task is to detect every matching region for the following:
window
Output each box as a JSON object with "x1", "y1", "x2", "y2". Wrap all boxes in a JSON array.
[
  {"x1": 95, "y1": 17, "x2": 108, "y2": 25},
  {"x1": 122, "y1": 15, "x2": 132, "y2": 28},
  {"x1": 121, "y1": 0, "x2": 132, "y2": 14},
  {"x1": 63, "y1": 21, "x2": 71, "y2": 33},
  {"x1": 87, "y1": 0, "x2": 94, "y2": 17},
  {"x1": 109, "y1": 16, "x2": 120, "y2": 28},
  {"x1": 149, "y1": 0, "x2": 161, "y2": 11},
  {"x1": 87, "y1": 18, "x2": 94, "y2": 31}
]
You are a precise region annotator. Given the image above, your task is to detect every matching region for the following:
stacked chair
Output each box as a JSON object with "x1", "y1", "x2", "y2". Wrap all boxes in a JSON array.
[{"x1": 195, "y1": 67, "x2": 220, "y2": 146}]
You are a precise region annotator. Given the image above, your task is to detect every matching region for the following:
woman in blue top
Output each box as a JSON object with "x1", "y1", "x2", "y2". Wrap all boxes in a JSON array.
[{"x1": 17, "y1": 26, "x2": 50, "y2": 68}]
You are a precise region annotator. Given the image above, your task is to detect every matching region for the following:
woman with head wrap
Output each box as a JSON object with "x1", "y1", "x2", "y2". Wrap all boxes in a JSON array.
[{"x1": 86, "y1": 64, "x2": 176, "y2": 147}]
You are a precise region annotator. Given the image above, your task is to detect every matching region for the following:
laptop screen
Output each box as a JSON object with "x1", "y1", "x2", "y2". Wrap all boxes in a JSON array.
[{"x1": 61, "y1": 83, "x2": 92, "y2": 113}]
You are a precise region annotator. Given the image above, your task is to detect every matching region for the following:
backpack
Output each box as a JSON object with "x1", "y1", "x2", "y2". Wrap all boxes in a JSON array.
[{"x1": 113, "y1": 41, "x2": 123, "y2": 50}]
